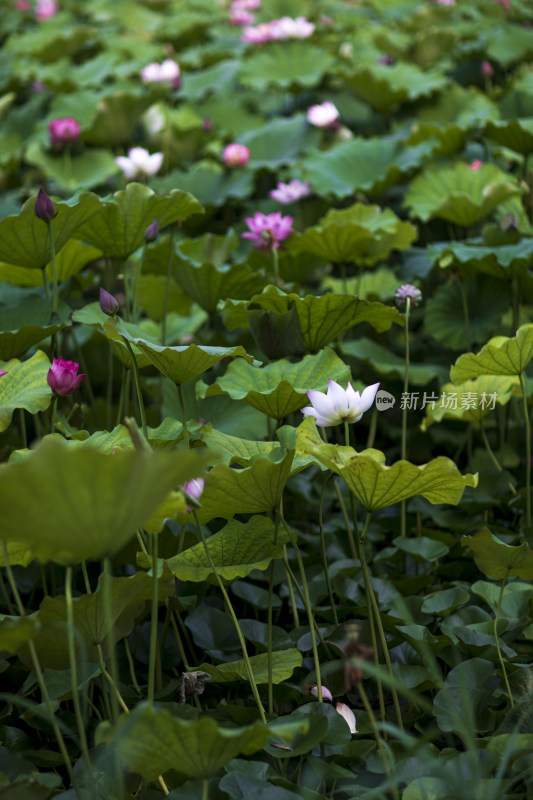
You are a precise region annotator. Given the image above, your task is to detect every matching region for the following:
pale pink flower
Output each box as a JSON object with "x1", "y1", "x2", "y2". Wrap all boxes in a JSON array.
[
  {"x1": 48, "y1": 117, "x2": 81, "y2": 147},
  {"x1": 336, "y1": 703, "x2": 357, "y2": 734},
  {"x1": 310, "y1": 684, "x2": 333, "y2": 701},
  {"x1": 115, "y1": 147, "x2": 163, "y2": 179},
  {"x1": 469, "y1": 159, "x2": 483, "y2": 170},
  {"x1": 302, "y1": 380, "x2": 380, "y2": 427},
  {"x1": 435, "y1": 0, "x2": 455, "y2": 5},
  {"x1": 482, "y1": 60, "x2": 494, "y2": 77},
  {"x1": 242, "y1": 212, "x2": 293, "y2": 251},
  {"x1": 141, "y1": 60, "x2": 181, "y2": 89},
  {"x1": 232, "y1": 0, "x2": 261, "y2": 9},
  {"x1": 241, "y1": 22, "x2": 278, "y2": 43},
  {"x1": 394, "y1": 284, "x2": 422, "y2": 309},
  {"x1": 269, "y1": 179, "x2": 311, "y2": 204},
  {"x1": 183, "y1": 478, "x2": 205, "y2": 511},
  {"x1": 307, "y1": 101, "x2": 340, "y2": 128},
  {"x1": 223, "y1": 143, "x2": 250, "y2": 167},
  {"x1": 271, "y1": 16, "x2": 315, "y2": 39},
  {"x1": 47, "y1": 359, "x2": 86, "y2": 397},
  {"x1": 230, "y1": 8, "x2": 255, "y2": 24},
  {"x1": 35, "y1": 0, "x2": 57, "y2": 19}
]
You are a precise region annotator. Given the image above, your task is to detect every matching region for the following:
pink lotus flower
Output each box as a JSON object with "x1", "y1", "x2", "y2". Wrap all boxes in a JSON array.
[
  {"x1": 35, "y1": 0, "x2": 57, "y2": 19},
  {"x1": 15, "y1": 1, "x2": 31, "y2": 11},
  {"x1": 310, "y1": 684, "x2": 333, "y2": 701},
  {"x1": 115, "y1": 147, "x2": 163, "y2": 180},
  {"x1": 269, "y1": 179, "x2": 312, "y2": 204},
  {"x1": 47, "y1": 358, "x2": 86, "y2": 397},
  {"x1": 183, "y1": 478, "x2": 205, "y2": 511},
  {"x1": 302, "y1": 380, "x2": 380, "y2": 427},
  {"x1": 141, "y1": 60, "x2": 181, "y2": 89},
  {"x1": 230, "y1": 8, "x2": 255, "y2": 24},
  {"x1": 241, "y1": 22, "x2": 278, "y2": 43},
  {"x1": 223, "y1": 143, "x2": 250, "y2": 167},
  {"x1": 435, "y1": 0, "x2": 455, "y2": 5},
  {"x1": 469, "y1": 159, "x2": 483, "y2": 170},
  {"x1": 48, "y1": 117, "x2": 81, "y2": 147},
  {"x1": 0, "y1": 371, "x2": 7, "y2": 378},
  {"x1": 482, "y1": 60, "x2": 494, "y2": 77},
  {"x1": 336, "y1": 702, "x2": 357, "y2": 734},
  {"x1": 271, "y1": 16, "x2": 315, "y2": 39},
  {"x1": 307, "y1": 101, "x2": 340, "y2": 128},
  {"x1": 242, "y1": 212, "x2": 293, "y2": 251},
  {"x1": 394, "y1": 284, "x2": 422, "y2": 309},
  {"x1": 232, "y1": 0, "x2": 261, "y2": 9}
]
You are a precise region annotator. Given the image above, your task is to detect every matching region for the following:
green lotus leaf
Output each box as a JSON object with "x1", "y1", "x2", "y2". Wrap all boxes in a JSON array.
[
  {"x1": 487, "y1": 25, "x2": 533, "y2": 68},
  {"x1": 0, "y1": 350, "x2": 52, "y2": 432},
  {"x1": 199, "y1": 348, "x2": 351, "y2": 419},
  {"x1": 96, "y1": 703, "x2": 272, "y2": 781},
  {"x1": 347, "y1": 62, "x2": 447, "y2": 112},
  {"x1": 199, "y1": 427, "x2": 279, "y2": 467},
  {"x1": 302, "y1": 137, "x2": 434, "y2": 199},
  {"x1": 84, "y1": 90, "x2": 158, "y2": 148},
  {"x1": 74, "y1": 304, "x2": 157, "y2": 369},
  {"x1": 104, "y1": 316, "x2": 259, "y2": 384},
  {"x1": 19, "y1": 570, "x2": 174, "y2": 670},
  {"x1": 0, "y1": 542, "x2": 35, "y2": 568},
  {"x1": 0, "y1": 191, "x2": 102, "y2": 270},
  {"x1": 296, "y1": 424, "x2": 477, "y2": 509},
  {"x1": 0, "y1": 293, "x2": 72, "y2": 361},
  {"x1": 180, "y1": 59, "x2": 240, "y2": 102},
  {"x1": 0, "y1": 239, "x2": 102, "y2": 288},
  {"x1": 0, "y1": 437, "x2": 209, "y2": 565},
  {"x1": 424, "y1": 275, "x2": 510, "y2": 351},
  {"x1": 25, "y1": 141, "x2": 119, "y2": 191},
  {"x1": 239, "y1": 41, "x2": 334, "y2": 91},
  {"x1": 221, "y1": 285, "x2": 404, "y2": 353},
  {"x1": 197, "y1": 648, "x2": 302, "y2": 685},
  {"x1": 139, "y1": 516, "x2": 288, "y2": 584},
  {"x1": 433, "y1": 658, "x2": 499, "y2": 735},
  {"x1": 462, "y1": 527, "x2": 533, "y2": 581},
  {"x1": 427, "y1": 238, "x2": 533, "y2": 280},
  {"x1": 421, "y1": 375, "x2": 517, "y2": 430},
  {"x1": 173, "y1": 257, "x2": 267, "y2": 313},
  {"x1": 450, "y1": 324, "x2": 533, "y2": 384},
  {"x1": 484, "y1": 118, "x2": 533, "y2": 156},
  {"x1": 294, "y1": 203, "x2": 417, "y2": 265},
  {"x1": 404, "y1": 163, "x2": 522, "y2": 226},
  {"x1": 238, "y1": 114, "x2": 320, "y2": 169},
  {"x1": 152, "y1": 161, "x2": 253, "y2": 207},
  {"x1": 323, "y1": 267, "x2": 399, "y2": 302},
  {"x1": 0, "y1": 616, "x2": 40, "y2": 655},
  {"x1": 75, "y1": 183, "x2": 203, "y2": 260},
  {"x1": 135, "y1": 274, "x2": 193, "y2": 319},
  {"x1": 61, "y1": 418, "x2": 191, "y2": 452},
  {"x1": 342, "y1": 337, "x2": 448, "y2": 385}
]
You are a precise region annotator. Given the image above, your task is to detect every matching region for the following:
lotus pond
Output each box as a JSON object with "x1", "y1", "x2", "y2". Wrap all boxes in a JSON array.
[{"x1": 1, "y1": 0, "x2": 533, "y2": 798}]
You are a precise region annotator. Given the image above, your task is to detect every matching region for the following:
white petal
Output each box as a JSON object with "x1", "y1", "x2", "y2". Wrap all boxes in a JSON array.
[
  {"x1": 357, "y1": 382, "x2": 380, "y2": 414},
  {"x1": 336, "y1": 702, "x2": 356, "y2": 734},
  {"x1": 326, "y1": 379, "x2": 349, "y2": 416},
  {"x1": 306, "y1": 389, "x2": 337, "y2": 422}
]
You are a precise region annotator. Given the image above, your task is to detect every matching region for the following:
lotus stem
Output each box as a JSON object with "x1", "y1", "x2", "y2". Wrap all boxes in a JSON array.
[
  {"x1": 65, "y1": 565, "x2": 92, "y2": 772},
  {"x1": 520, "y1": 373, "x2": 531, "y2": 528},
  {"x1": 494, "y1": 571, "x2": 514, "y2": 708},
  {"x1": 147, "y1": 533, "x2": 159, "y2": 705}
]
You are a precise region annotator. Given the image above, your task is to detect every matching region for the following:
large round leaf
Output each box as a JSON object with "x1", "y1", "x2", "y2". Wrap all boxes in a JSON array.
[
  {"x1": 461, "y1": 527, "x2": 533, "y2": 581},
  {"x1": 450, "y1": 324, "x2": 533, "y2": 384},
  {"x1": 427, "y1": 238, "x2": 533, "y2": 280},
  {"x1": 0, "y1": 437, "x2": 209, "y2": 565},
  {"x1": 25, "y1": 142, "x2": 119, "y2": 191},
  {"x1": 0, "y1": 191, "x2": 102, "y2": 270},
  {"x1": 0, "y1": 350, "x2": 52, "y2": 432},
  {"x1": 404, "y1": 163, "x2": 522, "y2": 226},
  {"x1": 421, "y1": 375, "x2": 517, "y2": 430},
  {"x1": 347, "y1": 63, "x2": 447, "y2": 112},
  {"x1": 75, "y1": 183, "x2": 204, "y2": 260},
  {"x1": 239, "y1": 114, "x2": 320, "y2": 168},
  {"x1": 196, "y1": 649, "x2": 302, "y2": 684},
  {"x1": 152, "y1": 162, "x2": 253, "y2": 207},
  {"x1": 0, "y1": 295, "x2": 70, "y2": 360},
  {"x1": 239, "y1": 41, "x2": 334, "y2": 91},
  {"x1": 433, "y1": 658, "x2": 499, "y2": 734},
  {"x1": 199, "y1": 428, "x2": 279, "y2": 467},
  {"x1": 484, "y1": 118, "x2": 533, "y2": 156},
  {"x1": 0, "y1": 239, "x2": 102, "y2": 288},
  {"x1": 199, "y1": 347, "x2": 351, "y2": 419},
  {"x1": 342, "y1": 337, "x2": 448, "y2": 386},
  {"x1": 173, "y1": 258, "x2": 266, "y2": 313}
]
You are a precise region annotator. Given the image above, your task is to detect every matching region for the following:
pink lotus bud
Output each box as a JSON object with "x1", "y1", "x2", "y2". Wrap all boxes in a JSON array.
[
  {"x1": 34, "y1": 188, "x2": 57, "y2": 223},
  {"x1": 482, "y1": 60, "x2": 494, "y2": 77},
  {"x1": 310, "y1": 684, "x2": 333, "y2": 701},
  {"x1": 0, "y1": 371, "x2": 7, "y2": 377},
  {"x1": 223, "y1": 143, "x2": 250, "y2": 167},
  {"x1": 99, "y1": 288, "x2": 119, "y2": 317},
  {"x1": 47, "y1": 358, "x2": 86, "y2": 397},
  {"x1": 48, "y1": 117, "x2": 81, "y2": 147},
  {"x1": 183, "y1": 478, "x2": 205, "y2": 511},
  {"x1": 469, "y1": 159, "x2": 483, "y2": 170},
  {"x1": 144, "y1": 220, "x2": 159, "y2": 242},
  {"x1": 336, "y1": 702, "x2": 357, "y2": 734}
]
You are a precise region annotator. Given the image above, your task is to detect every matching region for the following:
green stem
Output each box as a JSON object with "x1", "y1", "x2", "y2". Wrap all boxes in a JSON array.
[
  {"x1": 161, "y1": 228, "x2": 175, "y2": 346},
  {"x1": 319, "y1": 478, "x2": 339, "y2": 626},
  {"x1": 358, "y1": 513, "x2": 404, "y2": 731},
  {"x1": 192, "y1": 511, "x2": 267, "y2": 722},
  {"x1": 400, "y1": 297, "x2": 410, "y2": 538},
  {"x1": 267, "y1": 513, "x2": 279, "y2": 716},
  {"x1": 494, "y1": 571, "x2": 514, "y2": 708},
  {"x1": 46, "y1": 222, "x2": 58, "y2": 316},
  {"x1": 41, "y1": 267, "x2": 50, "y2": 298},
  {"x1": 177, "y1": 383, "x2": 189, "y2": 449},
  {"x1": 65, "y1": 565, "x2": 92, "y2": 772},
  {"x1": 271, "y1": 246, "x2": 280, "y2": 287},
  {"x1": 459, "y1": 278, "x2": 471, "y2": 351},
  {"x1": 202, "y1": 777, "x2": 209, "y2": 800},
  {"x1": 281, "y1": 553, "x2": 332, "y2": 657},
  {"x1": 279, "y1": 511, "x2": 323, "y2": 702},
  {"x1": 2, "y1": 543, "x2": 76, "y2": 786},
  {"x1": 124, "y1": 637, "x2": 142, "y2": 696},
  {"x1": 321, "y1": 427, "x2": 358, "y2": 559},
  {"x1": 102, "y1": 558, "x2": 119, "y2": 723},
  {"x1": 358, "y1": 681, "x2": 399, "y2": 800},
  {"x1": 480, "y1": 423, "x2": 517, "y2": 495},
  {"x1": 131, "y1": 243, "x2": 146, "y2": 322},
  {"x1": 148, "y1": 533, "x2": 159, "y2": 705},
  {"x1": 106, "y1": 347, "x2": 114, "y2": 431},
  {"x1": 122, "y1": 337, "x2": 148, "y2": 441},
  {"x1": 19, "y1": 408, "x2": 27, "y2": 449},
  {"x1": 520, "y1": 373, "x2": 531, "y2": 528},
  {"x1": 115, "y1": 367, "x2": 127, "y2": 426},
  {"x1": 282, "y1": 546, "x2": 300, "y2": 627},
  {"x1": 49, "y1": 394, "x2": 58, "y2": 435}
]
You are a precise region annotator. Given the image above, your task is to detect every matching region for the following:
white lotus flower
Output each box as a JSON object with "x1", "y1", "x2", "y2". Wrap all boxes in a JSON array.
[
  {"x1": 306, "y1": 101, "x2": 340, "y2": 128},
  {"x1": 115, "y1": 147, "x2": 163, "y2": 180},
  {"x1": 301, "y1": 379, "x2": 380, "y2": 427}
]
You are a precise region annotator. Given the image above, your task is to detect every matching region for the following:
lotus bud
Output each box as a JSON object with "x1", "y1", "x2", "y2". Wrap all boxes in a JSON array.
[
  {"x1": 99, "y1": 287, "x2": 119, "y2": 317},
  {"x1": 34, "y1": 188, "x2": 57, "y2": 223},
  {"x1": 144, "y1": 220, "x2": 159, "y2": 242}
]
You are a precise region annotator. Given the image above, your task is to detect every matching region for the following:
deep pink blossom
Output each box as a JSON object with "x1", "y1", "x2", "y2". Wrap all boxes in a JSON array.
[
  {"x1": 47, "y1": 359, "x2": 86, "y2": 397},
  {"x1": 0, "y1": 371, "x2": 7, "y2": 378},
  {"x1": 34, "y1": 188, "x2": 57, "y2": 223},
  {"x1": 15, "y1": 1, "x2": 31, "y2": 11},
  {"x1": 269, "y1": 179, "x2": 311, "y2": 204},
  {"x1": 242, "y1": 212, "x2": 293, "y2": 251},
  {"x1": 223, "y1": 143, "x2": 250, "y2": 167},
  {"x1": 48, "y1": 117, "x2": 81, "y2": 147},
  {"x1": 482, "y1": 60, "x2": 494, "y2": 77},
  {"x1": 469, "y1": 159, "x2": 483, "y2": 170}
]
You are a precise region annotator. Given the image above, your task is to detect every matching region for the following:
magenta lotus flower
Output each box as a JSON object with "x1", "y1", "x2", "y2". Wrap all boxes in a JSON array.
[
  {"x1": 35, "y1": 0, "x2": 57, "y2": 19},
  {"x1": 482, "y1": 60, "x2": 494, "y2": 77},
  {"x1": 34, "y1": 188, "x2": 57, "y2": 223},
  {"x1": 223, "y1": 143, "x2": 250, "y2": 167},
  {"x1": 302, "y1": 380, "x2": 380, "y2": 427},
  {"x1": 307, "y1": 101, "x2": 340, "y2": 128},
  {"x1": 230, "y1": 8, "x2": 255, "y2": 24},
  {"x1": 0, "y1": 371, "x2": 7, "y2": 378},
  {"x1": 310, "y1": 684, "x2": 333, "y2": 701},
  {"x1": 336, "y1": 702, "x2": 357, "y2": 734},
  {"x1": 47, "y1": 358, "x2": 86, "y2": 397},
  {"x1": 141, "y1": 59, "x2": 181, "y2": 89},
  {"x1": 15, "y1": 0, "x2": 31, "y2": 10},
  {"x1": 48, "y1": 117, "x2": 81, "y2": 147},
  {"x1": 115, "y1": 147, "x2": 163, "y2": 180},
  {"x1": 394, "y1": 284, "x2": 422, "y2": 309},
  {"x1": 469, "y1": 159, "x2": 483, "y2": 170},
  {"x1": 242, "y1": 212, "x2": 293, "y2": 251},
  {"x1": 269, "y1": 179, "x2": 311, "y2": 204}
]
